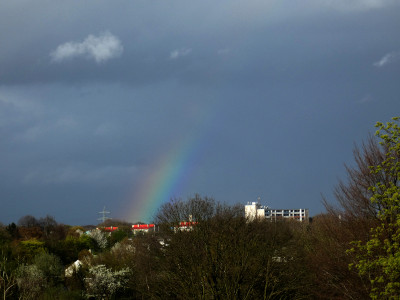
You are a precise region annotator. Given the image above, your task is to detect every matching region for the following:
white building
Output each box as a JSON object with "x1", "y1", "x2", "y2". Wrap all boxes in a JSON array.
[{"x1": 245, "y1": 201, "x2": 309, "y2": 222}]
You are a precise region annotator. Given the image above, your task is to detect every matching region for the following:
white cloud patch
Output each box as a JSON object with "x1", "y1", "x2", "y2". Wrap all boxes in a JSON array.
[
  {"x1": 50, "y1": 31, "x2": 123, "y2": 63},
  {"x1": 170, "y1": 48, "x2": 192, "y2": 59},
  {"x1": 373, "y1": 51, "x2": 400, "y2": 67}
]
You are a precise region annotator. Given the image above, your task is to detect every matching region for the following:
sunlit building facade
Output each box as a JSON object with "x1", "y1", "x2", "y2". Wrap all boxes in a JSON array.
[{"x1": 245, "y1": 201, "x2": 309, "y2": 222}]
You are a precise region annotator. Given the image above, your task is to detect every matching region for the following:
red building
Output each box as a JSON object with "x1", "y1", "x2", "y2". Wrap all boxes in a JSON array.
[
  {"x1": 97, "y1": 226, "x2": 119, "y2": 232},
  {"x1": 132, "y1": 224, "x2": 155, "y2": 234}
]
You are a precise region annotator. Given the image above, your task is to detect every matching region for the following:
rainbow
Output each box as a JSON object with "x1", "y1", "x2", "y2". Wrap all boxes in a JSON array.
[
  {"x1": 123, "y1": 103, "x2": 217, "y2": 223},
  {"x1": 127, "y1": 138, "x2": 201, "y2": 222}
]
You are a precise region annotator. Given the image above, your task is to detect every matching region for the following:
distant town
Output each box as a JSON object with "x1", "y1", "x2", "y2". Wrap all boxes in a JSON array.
[{"x1": 96, "y1": 200, "x2": 310, "y2": 235}]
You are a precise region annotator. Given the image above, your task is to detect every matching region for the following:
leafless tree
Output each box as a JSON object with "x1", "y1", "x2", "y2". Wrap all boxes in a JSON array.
[
  {"x1": 38, "y1": 215, "x2": 57, "y2": 237},
  {"x1": 0, "y1": 251, "x2": 17, "y2": 300},
  {"x1": 312, "y1": 134, "x2": 400, "y2": 299},
  {"x1": 17, "y1": 215, "x2": 39, "y2": 228},
  {"x1": 324, "y1": 135, "x2": 391, "y2": 220},
  {"x1": 146, "y1": 196, "x2": 311, "y2": 299},
  {"x1": 306, "y1": 214, "x2": 371, "y2": 299}
]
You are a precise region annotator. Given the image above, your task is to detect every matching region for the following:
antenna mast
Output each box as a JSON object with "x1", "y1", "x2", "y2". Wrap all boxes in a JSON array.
[{"x1": 98, "y1": 206, "x2": 112, "y2": 224}]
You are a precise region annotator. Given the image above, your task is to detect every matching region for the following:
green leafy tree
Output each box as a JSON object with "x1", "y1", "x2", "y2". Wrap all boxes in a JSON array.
[
  {"x1": 78, "y1": 234, "x2": 96, "y2": 251},
  {"x1": 47, "y1": 234, "x2": 95, "y2": 266},
  {"x1": 15, "y1": 252, "x2": 64, "y2": 299},
  {"x1": 17, "y1": 239, "x2": 46, "y2": 263},
  {"x1": 0, "y1": 227, "x2": 11, "y2": 245},
  {"x1": 33, "y1": 252, "x2": 64, "y2": 286},
  {"x1": 109, "y1": 230, "x2": 128, "y2": 246},
  {"x1": 349, "y1": 117, "x2": 400, "y2": 299},
  {"x1": 5, "y1": 223, "x2": 18, "y2": 240}
]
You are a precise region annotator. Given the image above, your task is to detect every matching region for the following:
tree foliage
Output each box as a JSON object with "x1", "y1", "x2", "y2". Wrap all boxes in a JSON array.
[
  {"x1": 306, "y1": 213, "x2": 371, "y2": 299},
  {"x1": 16, "y1": 264, "x2": 46, "y2": 300},
  {"x1": 17, "y1": 215, "x2": 39, "y2": 228},
  {"x1": 0, "y1": 249, "x2": 18, "y2": 300},
  {"x1": 89, "y1": 229, "x2": 108, "y2": 250},
  {"x1": 5, "y1": 119, "x2": 400, "y2": 300},
  {"x1": 17, "y1": 239, "x2": 46, "y2": 263},
  {"x1": 349, "y1": 117, "x2": 400, "y2": 299},
  {"x1": 33, "y1": 252, "x2": 64, "y2": 286},
  {"x1": 325, "y1": 136, "x2": 386, "y2": 220},
  {"x1": 145, "y1": 196, "x2": 312, "y2": 299},
  {"x1": 85, "y1": 264, "x2": 130, "y2": 300}
]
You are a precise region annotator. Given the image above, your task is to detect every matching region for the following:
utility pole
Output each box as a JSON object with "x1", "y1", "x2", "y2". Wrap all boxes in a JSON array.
[{"x1": 98, "y1": 206, "x2": 112, "y2": 224}]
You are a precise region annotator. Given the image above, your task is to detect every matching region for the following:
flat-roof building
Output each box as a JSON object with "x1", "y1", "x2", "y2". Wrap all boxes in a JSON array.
[{"x1": 245, "y1": 201, "x2": 309, "y2": 222}]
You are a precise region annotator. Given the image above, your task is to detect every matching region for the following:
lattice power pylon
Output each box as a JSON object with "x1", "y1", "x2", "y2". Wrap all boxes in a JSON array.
[{"x1": 98, "y1": 206, "x2": 112, "y2": 224}]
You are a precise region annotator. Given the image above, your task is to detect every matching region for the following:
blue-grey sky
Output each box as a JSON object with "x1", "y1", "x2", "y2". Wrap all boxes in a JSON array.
[{"x1": 1, "y1": 0, "x2": 399, "y2": 225}]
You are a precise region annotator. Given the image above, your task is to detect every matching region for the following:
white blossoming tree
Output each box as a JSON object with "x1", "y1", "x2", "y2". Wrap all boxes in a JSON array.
[
  {"x1": 16, "y1": 264, "x2": 46, "y2": 300},
  {"x1": 89, "y1": 230, "x2": 108, "y2": 250},
  {"x1": 85, "y1": 264, "x2": 130, "y2": 300}
]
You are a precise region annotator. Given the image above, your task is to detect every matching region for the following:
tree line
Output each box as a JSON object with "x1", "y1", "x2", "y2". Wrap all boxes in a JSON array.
[{"x1": 0, "y1": 117, "x2": 399, "y2": 299}]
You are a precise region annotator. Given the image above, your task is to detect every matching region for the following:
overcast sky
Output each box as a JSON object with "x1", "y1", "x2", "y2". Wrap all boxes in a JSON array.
[{"x1": 1, "y1": 0, "x2": 399, "y2": 225}]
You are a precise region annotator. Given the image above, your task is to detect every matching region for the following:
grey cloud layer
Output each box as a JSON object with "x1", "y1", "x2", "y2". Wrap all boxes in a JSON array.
[
  {"x1": 1, "y1": 0, "x2": 399, "y2": 86},
  {"x1": 23, "y1": 164, "x2": 137, "y2": 186}
]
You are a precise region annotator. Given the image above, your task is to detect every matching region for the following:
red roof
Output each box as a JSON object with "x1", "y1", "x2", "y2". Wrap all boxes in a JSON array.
[
  {"x1": 132, "y1": 224, "x2": 155, "y2": 230},
  {"x1": 178, "y1": 221, "x2": 198, "y2": 227},
  {"x1": 99, "y1": 227, "x2": 119, "y2": 232}
]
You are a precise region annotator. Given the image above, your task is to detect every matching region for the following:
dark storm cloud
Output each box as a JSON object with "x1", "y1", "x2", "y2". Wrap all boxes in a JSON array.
[{"x1": 1, "y1": 0, "x2": 400, "y2": 224}]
